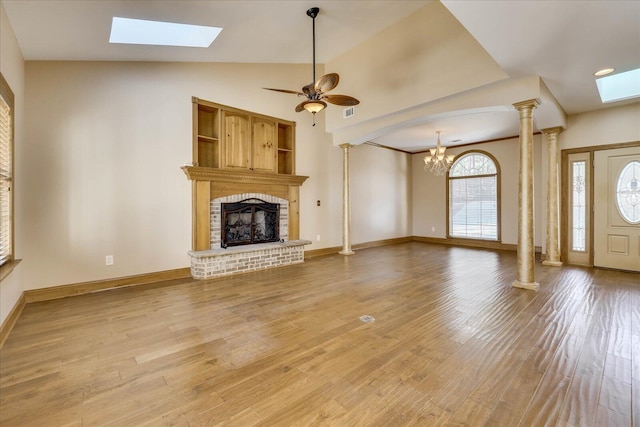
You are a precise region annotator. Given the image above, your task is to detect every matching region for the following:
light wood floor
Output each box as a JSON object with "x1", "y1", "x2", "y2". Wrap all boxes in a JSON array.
[{"x1": 1, "y1": 242, "x2": 639, "y2": 426}]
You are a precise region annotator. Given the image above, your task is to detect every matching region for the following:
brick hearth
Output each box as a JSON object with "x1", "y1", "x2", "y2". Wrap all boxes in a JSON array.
[{"x1": 189, "y1": 240, "x2": 311, "y2": 279}]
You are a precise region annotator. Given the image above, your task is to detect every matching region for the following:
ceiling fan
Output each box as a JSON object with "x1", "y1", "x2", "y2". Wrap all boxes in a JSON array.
[{"x1": 263, "y1": 7, "x2": 360, "y2": 126}]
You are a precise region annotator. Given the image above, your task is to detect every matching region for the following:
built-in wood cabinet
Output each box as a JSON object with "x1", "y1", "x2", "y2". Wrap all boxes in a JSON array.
[
  {"x1": 192, "y1": 97, "x2": 295, "y2": 175},
  {"x1": 252, "y1": 117, "x2": 277, "y2": 173},
  {"x1": 223, "y1": 110, "x2": 251, "y2": 170}
]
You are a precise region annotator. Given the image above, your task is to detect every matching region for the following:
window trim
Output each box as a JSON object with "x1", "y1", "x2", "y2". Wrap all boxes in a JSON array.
[
  {"x1": 0, "y1": 72, "x2": 15, "y2": 272},
  {"x1": 446, "y1": 150, "x2": 502, "y2": 242}
]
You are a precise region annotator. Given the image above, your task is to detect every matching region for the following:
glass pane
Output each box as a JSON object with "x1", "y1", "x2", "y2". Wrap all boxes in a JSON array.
[
  {"x1": 616, "y1": 160, "x2": 640, "y2": 224},
  {"x1": 449, "y1": 175, "x2": 497, "y2": 240},
  {"x1": 450, "y1": 153, "x2": 497, "y2": 177},
  {"x1": 572, "y1": 161, "x2": 586, "y2": 251}
]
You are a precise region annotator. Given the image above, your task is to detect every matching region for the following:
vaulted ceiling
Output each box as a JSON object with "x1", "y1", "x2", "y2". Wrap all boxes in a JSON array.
[{"x1": 3, "y1": 0, "x2": 638, "y2": 151}]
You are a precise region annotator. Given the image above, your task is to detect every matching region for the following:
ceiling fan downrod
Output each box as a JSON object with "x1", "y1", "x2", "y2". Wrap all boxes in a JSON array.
[{"x1": 307, "y1": 7, "x2": 319, "y2": 88}]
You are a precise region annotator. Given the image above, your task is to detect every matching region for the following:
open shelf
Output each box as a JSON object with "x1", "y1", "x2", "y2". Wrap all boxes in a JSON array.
[
  {"x1": 197, "y1": 107, "x2": 219, "y2": 139},
  {"x1": 278, "y1": 123, "x2": 294, "y2": 151},
  {"x1": 278, "y1": 150, "x2": 294, "y2": 175}
]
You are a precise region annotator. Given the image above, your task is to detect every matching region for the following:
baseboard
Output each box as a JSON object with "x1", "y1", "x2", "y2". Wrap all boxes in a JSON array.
[
  {"x1": 305, "y1": 235, "x2": 543, "y2": 258},
  {"x1": 355, "y1": 236, "x2": 413, "y2": 250},
  {"x1": 0, "y1": 292, "x2": 25, "y2": 350},
  {"x1": 24, "y1": 267, "x2": 192, "y2": 303},
  {"x1": 305, "y1": 236, "x2": 413, "y2": 258},
  {"x1": 412, "y1": 236, "x2": 542, "y2": 253},
  {"x1": 305, "y1": 246, "x2": 342, "y2": 258}
]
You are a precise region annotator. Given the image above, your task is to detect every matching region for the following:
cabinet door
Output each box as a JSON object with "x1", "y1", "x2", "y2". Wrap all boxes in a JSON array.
[
  {"x1": 252, "y1": 117, "x2": 277, "y2": 173},
  {"x1": 223, "y1": 111, "x2": 251, "y2": 169}
]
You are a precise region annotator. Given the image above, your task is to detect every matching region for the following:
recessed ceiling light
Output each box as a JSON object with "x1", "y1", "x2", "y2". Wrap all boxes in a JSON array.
[
  {"x1": 596, "y1": 68, "x2": 640, "y2": 103},
  {"x1": 594, "y1": 68, "x2": 615, "y2": 76},
  {"x1": 109, "y1": 17, "x2": 222, "y2": 48}
]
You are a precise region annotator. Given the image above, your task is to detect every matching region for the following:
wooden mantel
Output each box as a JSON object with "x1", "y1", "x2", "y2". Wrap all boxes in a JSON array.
[
  {"x1": 182, "y1": 166, "x2": 308, "y2": 186},
  {"x1": 182, "y1": 166, "x2": 309, "y2": 251}
]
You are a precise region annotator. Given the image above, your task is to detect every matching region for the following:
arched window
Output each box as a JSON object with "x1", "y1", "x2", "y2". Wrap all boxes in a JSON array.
[{"x1": 447, "y1": 151, "x2": 500, "y2": 241}]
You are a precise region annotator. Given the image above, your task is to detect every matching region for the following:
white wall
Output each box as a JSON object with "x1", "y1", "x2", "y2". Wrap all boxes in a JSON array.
[
  {"x1": 0, "y1": 2, "x2": 25, "y2": 327},
  {"x1": 22, "y1": 61, "x2": 412, "y2": 291},
  {"x1": 412, "y1": 135, "x2": 544, "y2": 246}
]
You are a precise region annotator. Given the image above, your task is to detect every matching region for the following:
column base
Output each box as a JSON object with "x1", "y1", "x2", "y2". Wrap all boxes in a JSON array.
[
  {"x1": 542, "y1": 259, "x2": 563, "y2": 267},
  {"x1": 512, "y1": 280, "x2": 539, "y2": 291},
  {"x1": 339, "y1": 250, "x2": 355, "y2": 256}
]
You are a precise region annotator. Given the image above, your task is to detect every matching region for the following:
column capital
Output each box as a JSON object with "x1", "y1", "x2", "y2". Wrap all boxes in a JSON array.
[
  {"x1": 339, "y1": 143, "x2": 353, "y2": 149},
  {"x1": 513, "y1": 98, "x2": 541, "y2": 111},
  {"x1": 541, "y1": 126, "x2": 564, "y2": 136}
]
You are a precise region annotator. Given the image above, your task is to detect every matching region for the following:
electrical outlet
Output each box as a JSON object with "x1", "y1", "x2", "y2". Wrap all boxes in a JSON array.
[
  {"x1": 431, "y1": 227, "x2": 436, "y2": 232},
  {"x1": 316, "y1": 235, "x2": 321, "y2": 241},
  {"x1": 105, "y1": 255, "x2": 114, "y2": 266}
]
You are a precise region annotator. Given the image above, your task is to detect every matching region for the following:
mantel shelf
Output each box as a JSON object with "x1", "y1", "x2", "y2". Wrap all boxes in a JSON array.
[{"x1": 181, "y1": 166, "x2": 308, "y2": 186}]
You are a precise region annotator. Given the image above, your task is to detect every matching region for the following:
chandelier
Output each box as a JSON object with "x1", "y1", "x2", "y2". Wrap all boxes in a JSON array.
[{"x1": 423, "y1": 131, "x2": 454, "y2": 176}]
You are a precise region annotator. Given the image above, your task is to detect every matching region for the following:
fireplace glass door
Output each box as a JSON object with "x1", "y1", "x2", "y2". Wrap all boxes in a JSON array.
[{"x1": 221, "y1": 199, "x2": 280, "y2": 248}]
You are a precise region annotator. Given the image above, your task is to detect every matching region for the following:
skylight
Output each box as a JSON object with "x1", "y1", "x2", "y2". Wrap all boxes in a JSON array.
[
  {"x1": 595, "y1": 68, "x2": 640, "y2": 103},
  {"x1": 109, "y1": 17, "x2": 222, "y2": 48}
]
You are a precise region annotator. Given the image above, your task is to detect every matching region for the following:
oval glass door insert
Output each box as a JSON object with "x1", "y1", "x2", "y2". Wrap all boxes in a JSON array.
[{"x1": 616, "y1": 160, "x2": 640, "y2": 224}]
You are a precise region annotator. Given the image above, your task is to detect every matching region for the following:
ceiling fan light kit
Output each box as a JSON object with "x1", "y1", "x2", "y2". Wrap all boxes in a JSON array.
[
  {"x1": 263, "y1": 7, "x2": 360, "y2": 126},
  {"x1": 302, "y1": 100, "x2": 327, "y2": 114}
]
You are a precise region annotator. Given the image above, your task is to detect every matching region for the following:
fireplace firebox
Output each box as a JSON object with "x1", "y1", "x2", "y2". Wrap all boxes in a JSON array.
[{"x1": 221, "y1": 199, "x2": 280, "y2": 248}]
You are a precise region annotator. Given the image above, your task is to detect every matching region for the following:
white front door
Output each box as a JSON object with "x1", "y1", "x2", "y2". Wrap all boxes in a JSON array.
[{"x1": 593, "y1": 146, "x2": 640, "y2": 272}]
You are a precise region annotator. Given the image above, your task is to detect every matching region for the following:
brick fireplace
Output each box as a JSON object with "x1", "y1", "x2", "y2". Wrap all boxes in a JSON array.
[
  {"x1": 212, "y1": 194, "x2": 288, "y2": 248},
  {"x1": 182, "y1": 167, "x2": 309, "y2": 279}
]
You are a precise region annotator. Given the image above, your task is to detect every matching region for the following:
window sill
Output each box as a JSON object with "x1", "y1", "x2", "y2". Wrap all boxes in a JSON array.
[{"x1": 0, "y1": 259, "x2": 22, "y2": 283}]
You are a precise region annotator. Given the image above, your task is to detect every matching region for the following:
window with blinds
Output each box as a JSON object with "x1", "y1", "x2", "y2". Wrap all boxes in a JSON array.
[
  {"x1": 0, "y1": 73, "x2": 14, "y2": 267},
  {"x1": 448, "y1": 152, "x2": 500, "y2": 241}
]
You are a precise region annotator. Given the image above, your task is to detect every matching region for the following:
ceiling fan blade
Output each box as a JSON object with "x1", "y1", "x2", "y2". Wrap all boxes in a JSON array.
[
  {"x1": 322, "y1": 94, "x2": 360, "y2": 106},
  {"x1": 263, "y1": 87, "x2": 304, "y2": 96},
  {"x1": 315, "y1": 73, "x2": 339, "y2": 93},
  {"x1": 295, "y1": 101, "x2": 307, "y2": 112}
]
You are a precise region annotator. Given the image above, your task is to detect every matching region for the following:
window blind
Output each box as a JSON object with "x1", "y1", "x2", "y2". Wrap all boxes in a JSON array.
[{"x1": 0, "y1": 91, "x2": 12, "y2": 266}]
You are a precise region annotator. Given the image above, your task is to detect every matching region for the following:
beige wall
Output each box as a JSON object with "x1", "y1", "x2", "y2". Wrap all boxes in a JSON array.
[
  {"x1": 324, "y1": 1, "x2": 507, "y2": 135},
  {"x1": 412, "y1": 135, "x2": 544, "y2": 246},
  {"x1": 22, "y1": 61, "x2": 412, "y2": 291},
  {"x1": 350, "y1": 144, "x2": 412, "y2": 244},
  {"x1": 0, "y1": 3, "x2": 25, "y2": 327},
  {"x1": 560, "y1": 103, "x2": 640, "y2": 150}
]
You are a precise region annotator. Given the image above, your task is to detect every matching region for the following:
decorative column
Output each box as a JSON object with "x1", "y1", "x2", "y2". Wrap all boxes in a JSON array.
[
  {"x1": 339, "y1": 143, "x2": 355, "y2": 255},
  {"x1": 542, "y1": 127, "x2": 563, "y2": 267},
  {"x1": 512, "y1": 99, "x2": 540, "y2": 291}
]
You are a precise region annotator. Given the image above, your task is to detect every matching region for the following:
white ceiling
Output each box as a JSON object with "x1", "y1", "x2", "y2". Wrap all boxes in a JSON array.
[{"x1": 3, "y1": 0, "x2": 639, "y2": 153}]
